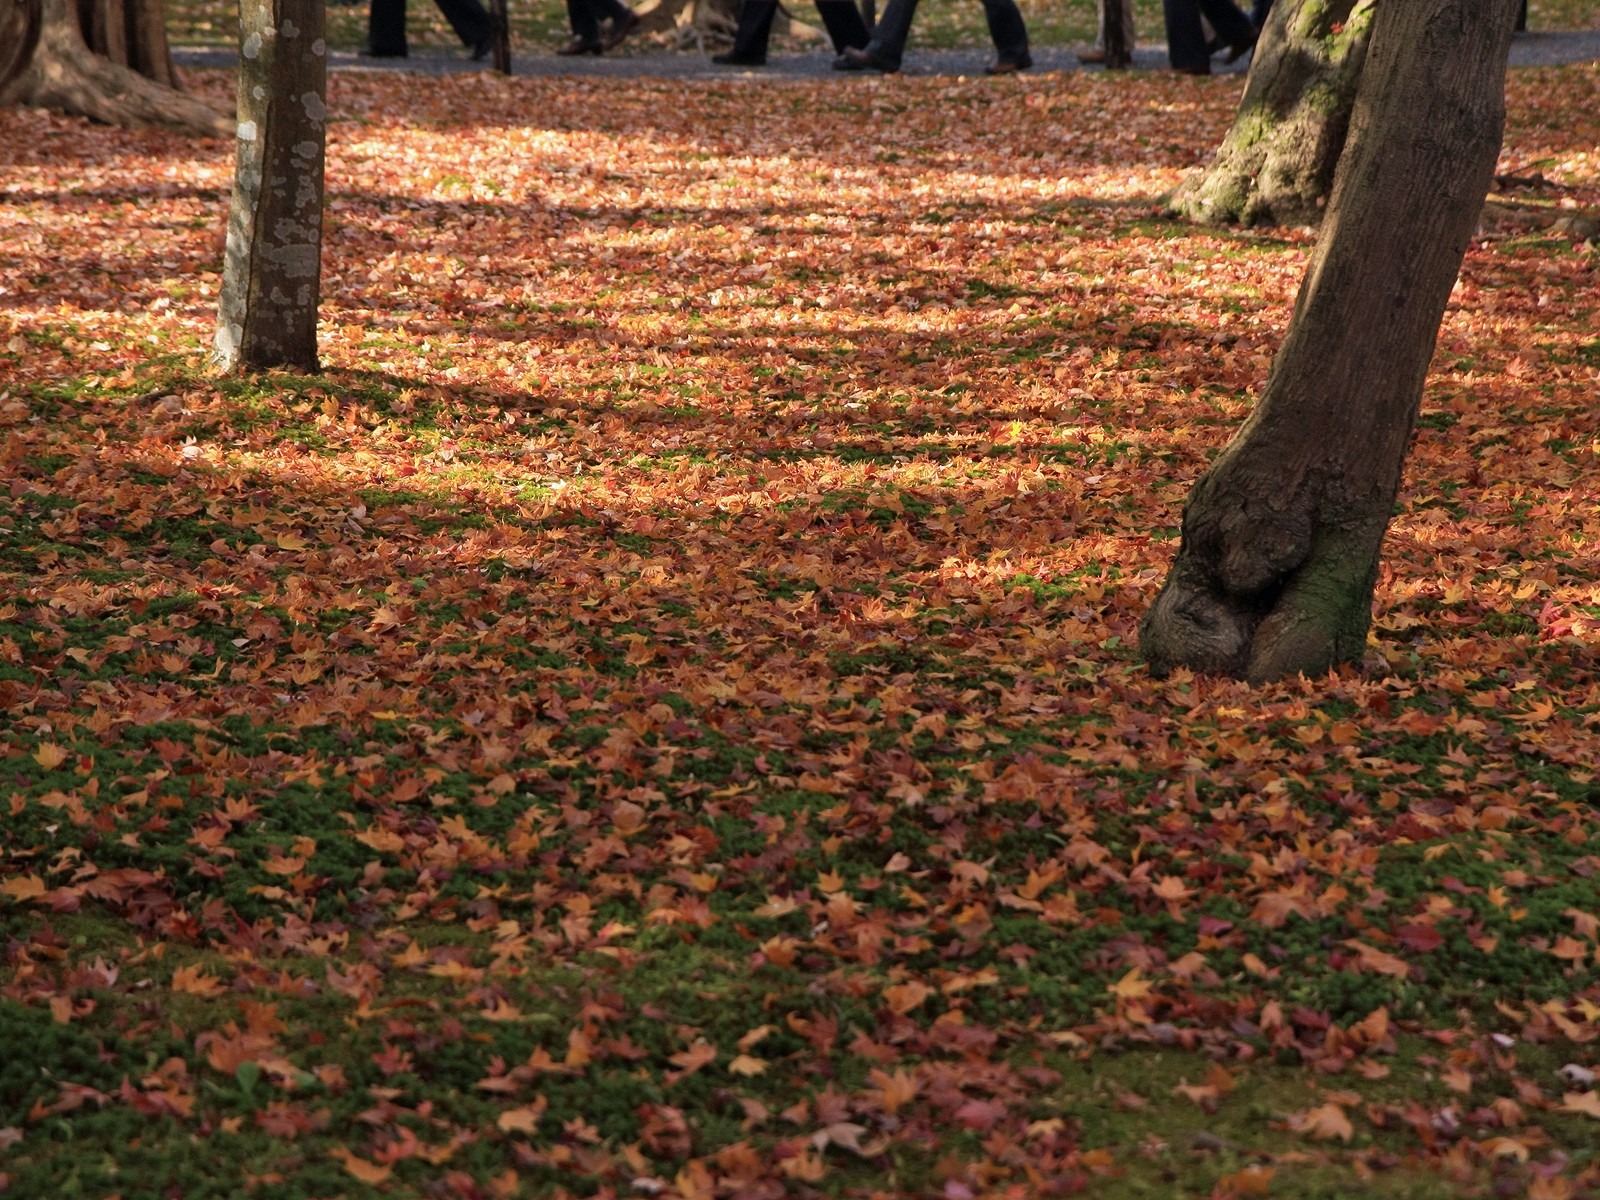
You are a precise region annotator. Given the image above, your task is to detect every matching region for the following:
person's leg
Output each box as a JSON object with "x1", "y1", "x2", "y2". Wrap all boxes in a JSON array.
[
  {"x1": 979, "y1": 0, "x2": 1029, "y2": 68},
  {"x1": 858, "y1": 0, "x2": 920, "y2": 68},
  {"x1": 1249, "y1": 0, "x2": 1272, "y2": 27},
  {"x1": 713, "y1": 0, "x2": 778, "y2": 63},
  {"x1": 563, "y1": 0, "x2": 603, "y2": 49},
  {"x1": 1195, "y1": 0, "x2": 1254, "y2": 51},
  {"x1": 366, "y1": 0, "x2": 408, "y2": 55},
  {"x1": 1162, "y1": 0, "x2": 1210, "y2": 72},
  {"x1": 814, "y1": 0, "x2": 869, "y2": 52},
  {"x1": 434, "y1": 0, "x2": 492, "y2": 48}
]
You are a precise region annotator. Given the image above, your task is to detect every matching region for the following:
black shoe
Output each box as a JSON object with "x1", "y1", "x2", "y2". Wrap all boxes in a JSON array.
[
  {"x1": 833, "y1": 46, "x2": 896, "y2": 72},
  {"x1": 985, "y1": 55, "x2": 1030, "y2": 74},
  {"x1": 603, "y1": 9, "x2": 640, "y2": 49},
  {"x1": 1173, "y1": 62, "x2": 1211, "y2": 75},
  {"x1": 712, "y1": 50, "x2": 766, "y2": 65},
  {"x1": 1222, "y1": 32, "x2": 1257, "y2": 62},
  {"x1": 556, "y1": 35, "x2": 603, "y2": 54}
]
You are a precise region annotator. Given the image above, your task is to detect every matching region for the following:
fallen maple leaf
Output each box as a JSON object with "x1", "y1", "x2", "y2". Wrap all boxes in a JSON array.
[
  {"x1": 1289, "y1": 1102, "x2": 1354, "y2": 1142},
  {"x1": 496, "y1": 1099, "x2": 548, "y2": 1134},
  {"x1": 0, "y1": 875, "x2": 46, "y2": 902},
  {"x1": 329, "y1": 1148, "x2": 392, "y2": 1183},
  {"x1": 33, "y1": 743, "x2": 68, "y2": 769},
  {"x1": 1559, "y1": 1091, "x2": 1600, "y2": 1120},
  {"x1": 171, "y1": 964, "x2": 226, "y2": 997}
]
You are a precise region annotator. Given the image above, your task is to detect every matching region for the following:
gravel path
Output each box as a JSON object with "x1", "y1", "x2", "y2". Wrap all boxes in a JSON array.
[{"x1": 174, "y1": 28, "x2": 1600, "y2": 80}]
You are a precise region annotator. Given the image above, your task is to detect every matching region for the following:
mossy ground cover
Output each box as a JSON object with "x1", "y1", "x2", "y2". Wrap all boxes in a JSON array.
[{"x1": 4, "y1": 56, "x2": 1600, "y2": 1200}]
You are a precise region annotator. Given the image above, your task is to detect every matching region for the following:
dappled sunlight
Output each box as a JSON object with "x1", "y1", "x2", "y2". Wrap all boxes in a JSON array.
[{"x1": 4, "y1": 59, "x2": 1600, "y2": 1199}]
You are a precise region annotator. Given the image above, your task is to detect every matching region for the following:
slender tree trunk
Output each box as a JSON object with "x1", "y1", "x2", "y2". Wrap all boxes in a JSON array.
[
  {"x1": 1139, "y1": 0, "x2": 1521, "y2": 682},
  {"x1": 1101, "y1": 0, "x2": 1131, "y2": 71},
  {"x1": 212, "y1": 0, "x2": 327, "y2": 374},
  {"x1": 1, "y1": 0, "x2": 230, "y2": 136},
  {"x1": 1168, "y1": 0, "x2": 1375, "y2": 227}
]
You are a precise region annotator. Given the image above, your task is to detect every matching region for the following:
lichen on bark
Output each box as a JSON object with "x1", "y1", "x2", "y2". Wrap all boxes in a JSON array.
[
  {"x1": 1168, "y1": 0, "x2": 1375, "y2": 228},
  {"x1": 212, "y1": 0, "x2": 326, "y2": 374}
]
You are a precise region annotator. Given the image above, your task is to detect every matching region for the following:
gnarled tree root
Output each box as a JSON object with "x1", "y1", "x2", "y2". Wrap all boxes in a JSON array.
[{"x1": 2, "y1": 0, "x2": 233, "y2": 138}]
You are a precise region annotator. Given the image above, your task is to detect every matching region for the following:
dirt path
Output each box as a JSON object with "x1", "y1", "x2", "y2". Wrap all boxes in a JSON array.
[{"x1": 172, "y1": 28, "x2": 1600, "y2": 80}]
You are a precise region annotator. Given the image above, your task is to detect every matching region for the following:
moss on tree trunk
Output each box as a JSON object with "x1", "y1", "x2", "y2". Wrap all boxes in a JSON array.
[
  {"x1": 1140, "y1": 0, "x2": 1521, "y2": 682},
  {"x1": 1168, "y1": 0, "x2": 1374, "y2": 228}
]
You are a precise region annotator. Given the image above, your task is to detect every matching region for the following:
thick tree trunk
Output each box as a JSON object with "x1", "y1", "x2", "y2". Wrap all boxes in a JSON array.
[
  {"x1": 74, "y1": 0, "x2": 181, "y2": 87},
  {"x1": 1139, "y1": 0, "x2": 1521, "y2": 683},
  {"x1": 1168, "y1": 0, "x2": 1375, "y2": 227},
  {"x1": 1, "y1": 0, "x2": 231, "y2": 137},
  {"x1": 212, "y1": 0, "x2": 327, "y2": 374},
  {"x1": 2, "y1": 0, "x2": 44, "y2": 97}
]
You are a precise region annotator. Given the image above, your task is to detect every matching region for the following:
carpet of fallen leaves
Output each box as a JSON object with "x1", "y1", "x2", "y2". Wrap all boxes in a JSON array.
[{"x1": 2, "y1": 61, "x2": 1600, "y2": 1200}]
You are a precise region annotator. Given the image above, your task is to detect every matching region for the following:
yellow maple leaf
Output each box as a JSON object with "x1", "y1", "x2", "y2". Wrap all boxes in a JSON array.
[
  {"x1": 330, "y1": 1148, "x2": 392, "y2": 1183},
  {"x1": 0, "y1": 875, "x2": 46, "y2": 902},
  {"x1": 1291, "y1": 1102, "x2": 1354, "y2": 1142},
  {"x1": 1109, "y1": 967, "x2": 1153, "y2": 1000},
  {"x1": 172, "y1": 964, "x2": 227, "y2": 997},
  {"x1": 33, "y1": 743, "x2": 68, "y2": 770},
  {"x1": 1559, "y1": 1091, "x2": 1600, "y2": 1120},
  {"x1": 496, "y1": 1099, "x2": 547, "y2": 1134},
  {"x1": 727, "y1": 1054, "x2": 768, "y2": 1077}
]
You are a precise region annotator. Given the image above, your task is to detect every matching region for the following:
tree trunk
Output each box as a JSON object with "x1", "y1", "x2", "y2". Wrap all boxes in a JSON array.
[
  {"x1": 2, "y1": 0, "x2": 44, "y2": 97},
  {"x1": 1139, "y1": 0, "x2": 1521, "y2": 683},
  {"x1": 1168, "y1": 0, "x2": 1375, "y2": 227},
  {"x1": 212, "y1": 0, "x2": 326, "y2": 375},
  {"x1": 1, "y1": 0, "x2": 231, "y2": 137},
  {"x1": 1101, "y1": 0, "x2": 1131, "y2": 70}
]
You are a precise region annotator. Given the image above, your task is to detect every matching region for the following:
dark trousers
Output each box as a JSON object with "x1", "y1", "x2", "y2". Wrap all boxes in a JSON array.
[
  {"x1": 567, "y1": 0, "x2": 631, "y2": 43},
  {"x1": 864, "y1": 0, "x2": 1028, "y2": 69},
  {"x1": 368, "y1": 0, "x2": 492, "y2": 53},
  {"x1": 728, "y1": 0, "x2": 869, "y2": 58},
  {"x1": 1162, "y1": 0, "x2": 1254, "y2": 70}
]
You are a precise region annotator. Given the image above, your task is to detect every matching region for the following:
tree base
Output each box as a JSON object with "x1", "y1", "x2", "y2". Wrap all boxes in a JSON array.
[{"x1": 2, "y1": 0, "x2": 233, "y2": 137}]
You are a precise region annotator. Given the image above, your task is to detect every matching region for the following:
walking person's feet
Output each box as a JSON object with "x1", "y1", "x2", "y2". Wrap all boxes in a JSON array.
[
  {"x1": 603, "y1": 9, "x2": 641, "y2": 49},
  {"x1": 984, "y1": 54, "x2": 1030, "y2": 74},
  {"x1": 556, "y1": 35, "x2": 604, "y2": 54},
  {"x1": 834, "y1": 46, "x2": 897, "y2": 72}
]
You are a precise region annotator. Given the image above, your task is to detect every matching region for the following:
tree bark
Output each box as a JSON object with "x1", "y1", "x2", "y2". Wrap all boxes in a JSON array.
[
  {"x1": 1100, "y1": 0, "x2": 1131, "y2": 70},
  {"x1": 1168, "y1": 0, "x2": 1375, "y2": 227},
  {"x1": 212, "y1": 0, "x2": 327, "y2": 375},
  {"x1": 2, "y1": 0, "x2": 231, "y2": 137},
  {"x1": 1, "y1": 0, "x2": 44, "y2": 98},
  {"x1": 1139, "y1": 0, "x2": 1521, "y2": 683}
]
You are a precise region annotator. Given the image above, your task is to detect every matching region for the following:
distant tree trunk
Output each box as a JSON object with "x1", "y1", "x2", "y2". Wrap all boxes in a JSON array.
[
  {"x1": 212, "y1": 0, "x2": 326, "y2": 374},
  {"x1": 76, "y1": 0, "x2": 179, "y2": 86},
  {"x1": 1, "y1": 0, "x2": 44, "y2": 97},
  {"x1": 0, "y1": 0, "x2": 231, "y2": 136},
  {"x1": 1139, "y1": 0, "x2": 1521, "y2": 683},
  {"x1": 1168, "y1": 0, "x2": 1375, "y2": 227},
  {"x1": 1101, "y1": 0, "x2": 1131, "y2": 70}
]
